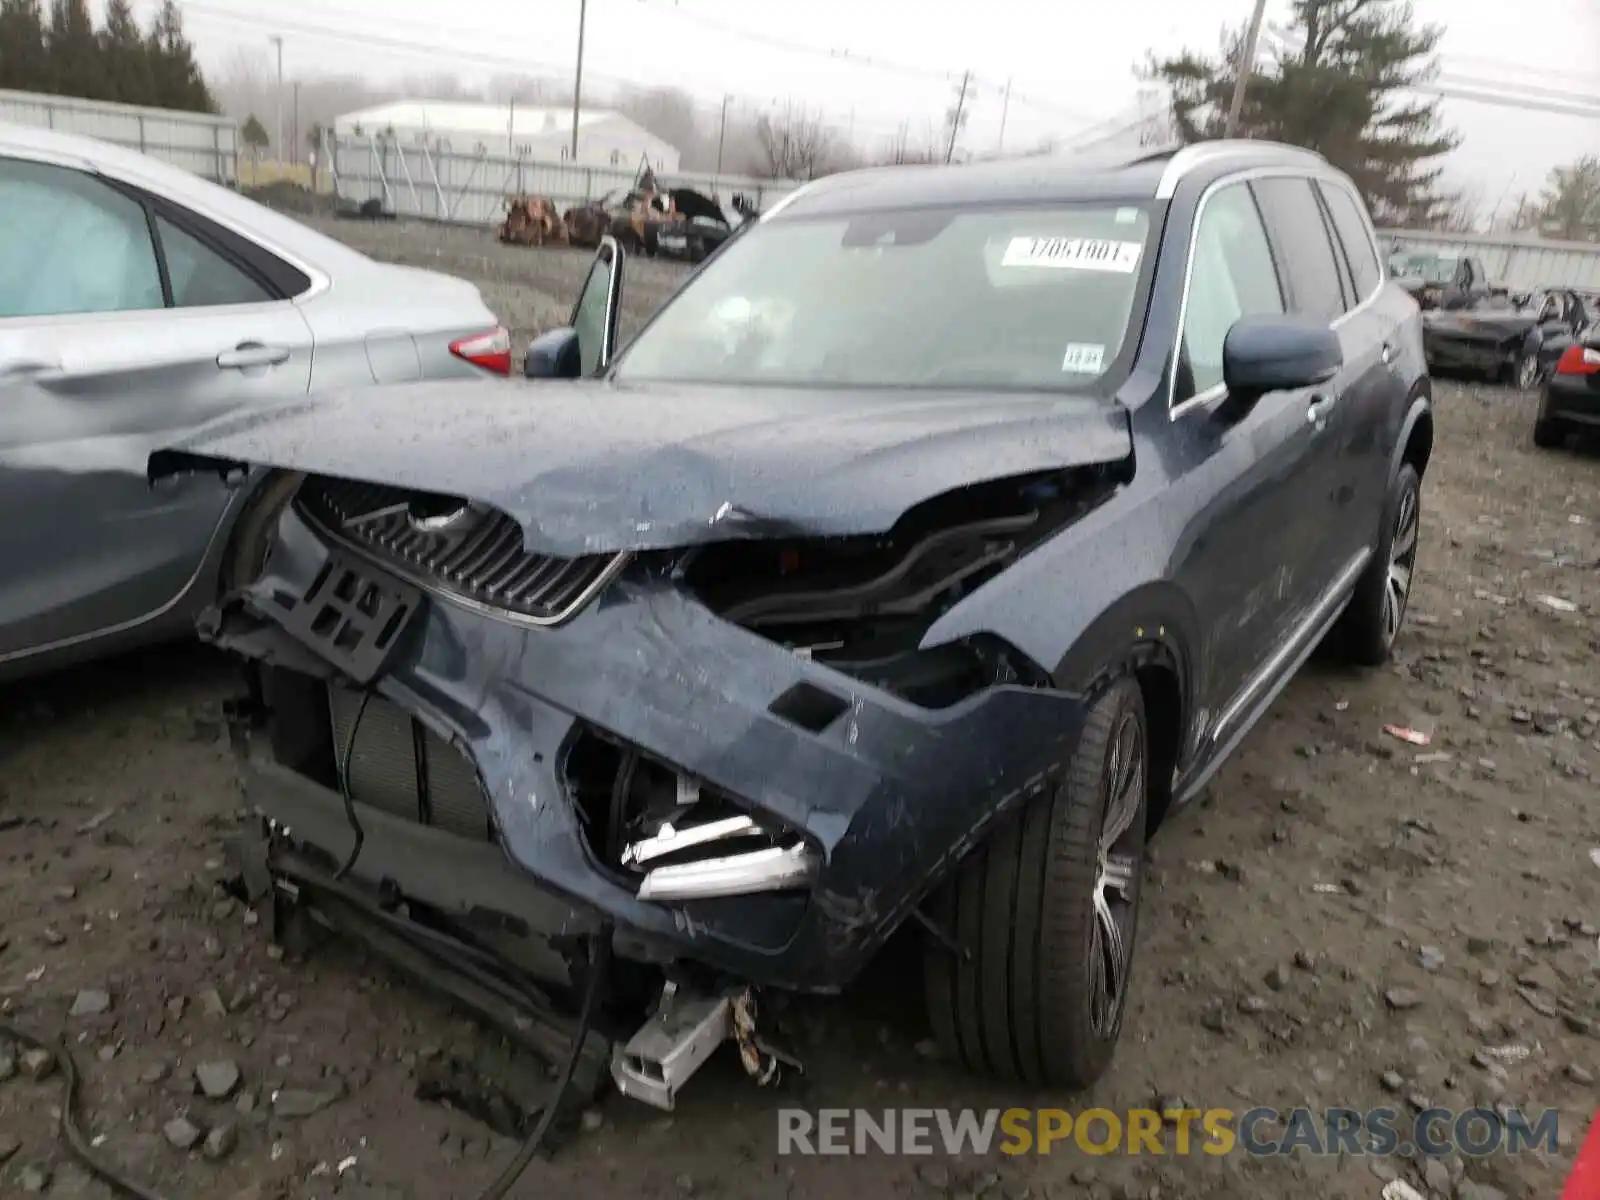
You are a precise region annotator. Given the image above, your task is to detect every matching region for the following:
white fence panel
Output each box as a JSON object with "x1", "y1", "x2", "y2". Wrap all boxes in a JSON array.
[
  {"x1": 1378, "y1": 229, "x2": 1600, "y2": 292},
  {"x1": 0, "y1": 88, "x2": 238, "y2": 183},
  {"x1": 329, "y1": 135, "x2": 797, "y2": 225}
]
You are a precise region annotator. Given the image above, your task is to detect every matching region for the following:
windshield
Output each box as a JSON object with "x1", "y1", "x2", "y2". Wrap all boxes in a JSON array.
[
  {"x1": 611, "y1": 202, "x2": 1153, "y2": 391},
  {"x1": 1390, "y1": 252, "x2": 1459, "y2": 284}
]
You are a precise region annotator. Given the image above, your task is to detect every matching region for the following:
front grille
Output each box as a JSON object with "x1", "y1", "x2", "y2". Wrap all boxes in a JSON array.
[
  {"x1": 328, "y1": 686, "x2": 492, "y2": 841},
  {"x1": 296, "y1": 477, "x2": 625, "y2": 626}
]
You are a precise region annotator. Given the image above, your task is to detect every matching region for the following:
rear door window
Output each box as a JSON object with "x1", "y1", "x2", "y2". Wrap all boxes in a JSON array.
[
  {"x1": 1317, "y1": 182, "x2": 1383, "y2": 301},
  {"x1": 155, "y1": 215, "x2": 275, "y2": 308},
  {"x1": 1252, "y1": 176, "x2": 1349, "y2": 322},
  {"x1": 0, "y1": 158, "x2": 164, "y2": 318}
]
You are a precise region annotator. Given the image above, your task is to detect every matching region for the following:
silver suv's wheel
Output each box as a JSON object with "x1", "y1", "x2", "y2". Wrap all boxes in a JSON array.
[
  {"x1": 1514, "y1": 352, "x2": 1540, "y2": 391},
  {"x1": 924, "y1": 676, "x2": 1147, "y2": 1086}
]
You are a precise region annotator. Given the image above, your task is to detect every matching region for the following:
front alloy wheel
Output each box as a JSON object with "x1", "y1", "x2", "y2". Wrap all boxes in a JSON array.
[
  {"x1": 1514, "y1": 352, "x2": 1540, "y2": 390},
  {"x1": 924, "y1": 676, "x2": 1148, "y2": 1087},
  {"x1": 1089, "y1": 711, "x2": 1143, "y2": 1037}
]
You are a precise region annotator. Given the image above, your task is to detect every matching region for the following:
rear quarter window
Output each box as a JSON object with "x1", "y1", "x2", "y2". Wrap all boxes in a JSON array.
[{"x1": 1317, "y1": 182, "x2": 1383, "y2": 301}]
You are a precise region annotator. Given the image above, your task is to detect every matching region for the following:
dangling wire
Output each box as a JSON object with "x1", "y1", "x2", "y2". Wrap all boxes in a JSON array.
[{"x1": 333, "y1": 689, "x2": 374, "y2": 881}]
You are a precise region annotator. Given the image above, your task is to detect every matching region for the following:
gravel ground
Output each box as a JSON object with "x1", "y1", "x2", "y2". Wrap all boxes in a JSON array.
[
  {"x1": 1, "y1": 215, "x2": 1598, "y2": 1200},
  {"x1": 294, "y1": 215, "x2": 696, "y2": 361}
]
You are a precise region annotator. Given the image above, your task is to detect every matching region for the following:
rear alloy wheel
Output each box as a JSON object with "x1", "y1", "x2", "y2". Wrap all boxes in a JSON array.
[
  {"x1": 1513, "y1": 352, "x2": 1540, "y2": 391},
  {"x1": 1334, "y1": 462, "x2": 1421, "y2": 666},
  {"x1": 924, "y1": 676, "x2": 1147, "y2": 1087}
]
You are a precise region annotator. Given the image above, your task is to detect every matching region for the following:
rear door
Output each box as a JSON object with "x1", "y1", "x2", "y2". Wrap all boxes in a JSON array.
[
  {"x1": 1251, "y1": 175, "x2": 1382, "y2": 591},
  {"x1": 0, "y1": 153, "x2": 313, "y2": 662},
  {"x1": 1314, "y1": 179, "x2": 1399, "y2": 537}
]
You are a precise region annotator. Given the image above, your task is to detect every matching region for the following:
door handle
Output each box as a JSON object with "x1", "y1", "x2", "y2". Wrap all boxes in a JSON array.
[
  {"x1": 1380, "y1": 342, "x2": 1395, "y2": 366},
  {"x1": 216, "y1": 343, "x2": 291, "y2": 370},
  {"x1": 1306, "y1": 393, "x2": 1336, "y2": 427}
]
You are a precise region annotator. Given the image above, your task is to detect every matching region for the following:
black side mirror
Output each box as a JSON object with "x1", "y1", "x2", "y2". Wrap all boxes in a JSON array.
[
  {"x1": 1221, "y1": 314, "x2": 1343, "y2": 410},
  {"x1": 525, "y1": 327, "x2": 581, "y2": 379}
]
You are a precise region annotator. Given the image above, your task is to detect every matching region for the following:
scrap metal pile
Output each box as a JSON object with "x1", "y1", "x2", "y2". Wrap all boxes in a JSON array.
[{"x1": 496, "y1": 166, "x2": 746, "y2": 261}]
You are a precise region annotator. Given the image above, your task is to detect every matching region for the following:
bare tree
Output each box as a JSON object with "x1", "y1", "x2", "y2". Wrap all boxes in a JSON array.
[
  {"x1": 1432, "y1": 184, "x2": 1484, "y2": 234},
  {"x1": 751, "y1": 103, "x2": 842, "y2": 181}
]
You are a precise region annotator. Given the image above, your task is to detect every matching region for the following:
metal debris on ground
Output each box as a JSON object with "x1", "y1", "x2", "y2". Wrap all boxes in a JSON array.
[
  {"x1": 497, "y1": 195, "x2": 568, "y2": 247},
  {"x1": 1532, "y1": 594, "x2": 1579, "y2": 614},
  {"x1": 1383, "y1": 724, "x2": 1432, "y2": 746}
]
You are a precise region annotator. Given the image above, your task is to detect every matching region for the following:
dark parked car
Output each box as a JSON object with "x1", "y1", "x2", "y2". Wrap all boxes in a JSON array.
[
  {"x1": 1389, "y1": 247, "x2": 1494, "y2": 310},
  {"x1": 151, "y1": 141, "x2": 1432, "y2": 1106},
  {"x1": 1423, "y1": 288, "x2": 1591, "y2": 388},
  {"x1": 653, "y1": 188, "x2": 754, "y2": 264},
  {"x1": 1534, "y1": 326, "x2": 1600, "y2": 448}
]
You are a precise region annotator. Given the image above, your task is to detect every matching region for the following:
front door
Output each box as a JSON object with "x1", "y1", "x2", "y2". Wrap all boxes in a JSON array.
[
  {"x1": 1164, "y1": 179, "x2": 1332, "y2": 728},
  {"x1": 0, "y1": 154, "x2": 313, "y2": 663}
]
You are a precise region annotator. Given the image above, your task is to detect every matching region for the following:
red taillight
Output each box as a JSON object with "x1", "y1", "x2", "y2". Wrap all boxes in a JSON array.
[
  {"x1": 1555, "y1": 344, "x2": 1600, "y2": 376},
  {"x1": 450, "y1": 326, "x2": 512, "y2": 376}
]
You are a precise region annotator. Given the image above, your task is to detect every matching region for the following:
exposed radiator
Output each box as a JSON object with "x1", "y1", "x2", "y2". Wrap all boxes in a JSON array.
[{"x1": 327, "y1": 685, "x2": 491, "y2": 842}]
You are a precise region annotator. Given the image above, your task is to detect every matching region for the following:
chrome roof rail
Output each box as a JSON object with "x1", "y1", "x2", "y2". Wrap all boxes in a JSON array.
[{"x1": 1155, "y1": 140, "x2": 1326, "y2": 199}]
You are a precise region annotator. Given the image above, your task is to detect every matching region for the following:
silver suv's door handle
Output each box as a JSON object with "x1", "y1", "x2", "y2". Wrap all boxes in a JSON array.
[
  {"x1": 1307, "y1": 394, "x2": 1336, "y2": 426},
  {"x1": 1380, "y1": 342, "x2": 1395, "y2": 366},
  {"x1": 217, "y1": 344, "x2": 291, "y2": 370}
]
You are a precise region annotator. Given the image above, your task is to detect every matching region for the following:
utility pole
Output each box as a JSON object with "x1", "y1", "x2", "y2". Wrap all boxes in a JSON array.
[
  {"x1": 714, "y1": 94, "x2": 729, "y2": 175},
  {"x1": 1224, "y1": 0, "x2": 1269, "y2": 138},
  {"x1": 508, "y1": 95, "x2": 517, "y2": 157},
  {"x1": 268, "y1": 35, "x2": 284, "y2": 163},
  {"x1": 944, "y1": 69, "x2": 971, "y2": 165},
  {"x1": 291, "y1": 81, "x2": 300, "y2": 164},
  {"x1": 570, "y1": 0, "x2": 587, "y2": 162},
  {"x1": 996, "y1": 77, "x2": 1012, "y2": 155}
]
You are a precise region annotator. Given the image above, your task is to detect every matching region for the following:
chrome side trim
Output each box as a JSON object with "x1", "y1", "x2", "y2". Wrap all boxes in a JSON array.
[
  {"x1": 299, "y1": 504, "x2": 632, "y2": 631},
  {"x1": 1154, "y1": 140, "x2": 1325, "y2": 200},
  {"x1": 1167, "y1": 166, "x2": 1387, "y2": 422},
  {"x1": 1209, "y1": 549, "x2": 1370, "y2": 744}
]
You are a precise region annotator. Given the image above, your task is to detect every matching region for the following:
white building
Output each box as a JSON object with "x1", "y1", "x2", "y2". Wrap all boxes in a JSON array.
[{"x1": 332, "y1": 100, "x2": 681, "y2": 172}]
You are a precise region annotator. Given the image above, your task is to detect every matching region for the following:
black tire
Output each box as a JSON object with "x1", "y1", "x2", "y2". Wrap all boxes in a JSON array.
[
  {"x1": 1532, "y1": 417, "x2": 1567, "y2": 450},
  {"x1": 924, "y1": 676, "x2": 1147, "y2": 1087},
  {"x1": 219, "y1": 471, "x2": 303, "y2": 595},
  {"x1": 1509, "y1": 351, "x2": 1539, "y2": 391},
  {"x1": 1334, "y1": 462, "x2": 1421, "y2": 667}
]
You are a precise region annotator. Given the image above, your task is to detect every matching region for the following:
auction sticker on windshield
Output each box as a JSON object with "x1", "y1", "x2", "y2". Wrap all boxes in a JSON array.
[
  {"x1": 1060, "y1": 343, "x2": 1106, "y2": 374},
  {"x1": 1002, "y1": 236, "x2": 1142, "y2": 273}
]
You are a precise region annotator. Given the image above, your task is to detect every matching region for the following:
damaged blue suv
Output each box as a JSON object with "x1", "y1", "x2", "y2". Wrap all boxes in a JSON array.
[{"x1": 151, "y1": 139, "x2": 1432, "y2": 1107}]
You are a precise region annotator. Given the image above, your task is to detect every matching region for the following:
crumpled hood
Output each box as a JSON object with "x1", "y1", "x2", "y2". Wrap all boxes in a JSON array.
[
  {"x1": 1424, "y1": 312, "x2": 1534, "y2": 342},
  {"x1": 150, "y1": 380, "x2": 1132, "y2": 556}
]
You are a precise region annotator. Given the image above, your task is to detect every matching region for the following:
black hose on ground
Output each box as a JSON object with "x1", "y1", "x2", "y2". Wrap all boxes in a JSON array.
[
  {"x1": 474, "y1": 923, "x2": 614, "y2": 1200},
  {"x1": 0, "y1": 1020, "x2": 174, "y2": 1200}
]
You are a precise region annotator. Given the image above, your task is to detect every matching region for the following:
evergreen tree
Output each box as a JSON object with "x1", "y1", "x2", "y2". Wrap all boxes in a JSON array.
[
  {"x1": 241, "y1": 114, "x2": 269, "y2": 161},
  {"x1": 145, "y1": 0, "x2": 215, "y2": 113},
  {"x1": 99, "y1": 0, "x2": 152, "y2": 105},
  {"x1": 1146, "y1": 0, "x2": 1459, "y2": 227},
  {"x1": 46, "y1": 0, "x2": 101, "y2": 100},
  {"x1": 0, "y1": 0, "x2": 48, "y2": 92}
]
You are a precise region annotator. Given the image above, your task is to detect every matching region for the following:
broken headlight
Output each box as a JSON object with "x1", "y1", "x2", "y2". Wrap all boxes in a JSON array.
[{"x1": 566, "y1": 733, "x2": 820, "y2": 902}]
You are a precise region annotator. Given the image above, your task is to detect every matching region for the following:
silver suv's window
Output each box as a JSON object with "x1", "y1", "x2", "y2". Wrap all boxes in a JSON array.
[
  {"x1": 0, "y1": 158, "x2": 163, "y2": 318},
  {"x1": 614, "y1": 203, "x2": 1153, "y2": 390},
  {"x1": 1181, "y1": 182, "x2": 1284, "y2": 397}
]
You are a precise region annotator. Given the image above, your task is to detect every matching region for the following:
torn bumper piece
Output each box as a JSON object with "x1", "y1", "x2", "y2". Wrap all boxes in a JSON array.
[{"x1": 213, "y1": 503, "x2": 1087, "y2": 994}]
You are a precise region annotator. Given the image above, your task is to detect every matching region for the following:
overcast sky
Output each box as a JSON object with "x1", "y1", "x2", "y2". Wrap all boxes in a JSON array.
[{"x1": 139, "y1": 0, "x2": 1599, "y2": 210}]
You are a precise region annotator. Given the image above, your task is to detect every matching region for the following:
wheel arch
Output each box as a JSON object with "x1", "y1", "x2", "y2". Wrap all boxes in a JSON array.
[
  {"x1": 1392, "y1": 383, "x2": 1434, "y2": 483},
  {"x1": 1048, "y1": 582, "x2": 1202, "y2": 836}
]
